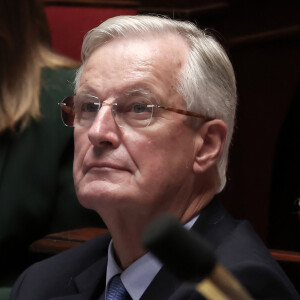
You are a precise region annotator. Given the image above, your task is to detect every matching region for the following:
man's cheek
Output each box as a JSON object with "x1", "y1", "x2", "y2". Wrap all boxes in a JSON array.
[{"x1": 73, "y1": 158, "x2": 82, "y2": 185}]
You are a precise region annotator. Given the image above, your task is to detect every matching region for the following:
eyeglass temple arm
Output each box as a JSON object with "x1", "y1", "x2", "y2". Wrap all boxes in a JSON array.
[
  {"x1": 158, "y1": 106, "x2": 211, "y2": 120},
  {"x1": 58, "y1": 103, "x2": 75, "y2": 117}
]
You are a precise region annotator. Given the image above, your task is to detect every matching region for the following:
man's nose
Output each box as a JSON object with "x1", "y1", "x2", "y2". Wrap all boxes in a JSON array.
[{"x1": 88, "y1": 104, "x2": 120, "y2": 148}]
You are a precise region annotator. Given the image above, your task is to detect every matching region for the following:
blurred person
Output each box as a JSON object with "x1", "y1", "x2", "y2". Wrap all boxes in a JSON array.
[
  {"x1": 10, "y1": 15, "x2": 299, "y2": 300},
  {"x1": 0, "y1": 0, "x2": 102, "y2": 289}
]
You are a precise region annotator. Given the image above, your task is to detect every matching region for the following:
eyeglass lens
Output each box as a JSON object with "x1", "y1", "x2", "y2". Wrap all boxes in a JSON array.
[{"x1": 60, "y1": 94, "x2": 154, "y2": 128}]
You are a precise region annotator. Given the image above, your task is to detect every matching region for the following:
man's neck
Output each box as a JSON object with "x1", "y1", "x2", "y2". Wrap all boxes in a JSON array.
[{"x1": 101, "y1": 191, "x2": 215, "y2": 269}]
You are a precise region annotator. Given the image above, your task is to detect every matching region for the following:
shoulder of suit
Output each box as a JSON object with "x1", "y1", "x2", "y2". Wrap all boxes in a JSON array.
[{"x1": 29, "y1": 232, "x2": 111, "y2": 274}]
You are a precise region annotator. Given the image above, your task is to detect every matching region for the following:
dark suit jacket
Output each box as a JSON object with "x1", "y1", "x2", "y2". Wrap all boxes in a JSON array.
[{"x1": 10, "y1": 199, "x2": 299, "y2": 300}]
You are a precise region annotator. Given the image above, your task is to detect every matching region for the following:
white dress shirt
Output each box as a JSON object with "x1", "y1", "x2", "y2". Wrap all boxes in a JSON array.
[{"x1": 104, "y1": 215, "x2": 198, "y2": 300}]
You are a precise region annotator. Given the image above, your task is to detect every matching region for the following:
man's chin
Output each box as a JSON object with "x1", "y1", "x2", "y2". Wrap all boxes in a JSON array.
[{"x1": 76, "y1": 181, "x2": 126, "y2": 209}]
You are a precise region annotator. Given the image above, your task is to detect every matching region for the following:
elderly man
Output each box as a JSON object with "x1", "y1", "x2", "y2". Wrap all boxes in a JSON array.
[{"x1": 10, "y1": 15, "x2": 298, "y2": 300}]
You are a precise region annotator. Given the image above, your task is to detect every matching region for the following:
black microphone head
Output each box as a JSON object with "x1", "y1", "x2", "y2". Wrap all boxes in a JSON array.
[{"x1": 142, "y1": 214, "x2": 216, "y2": 283}]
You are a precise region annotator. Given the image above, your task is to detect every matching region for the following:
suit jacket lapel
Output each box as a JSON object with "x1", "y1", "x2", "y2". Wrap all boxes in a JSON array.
[
  {"x1": 191, "y1": 197, "x2": 236, "y2": 250},
  {"x1": 141, "y1": 198, "x2": 233, "y2": 300},
  {"x1": 49, "y1": 291, "x2": 97, "y2": 300},
  {"x1": 50, "y1": 254, "x2": 108, "y2": 300}
]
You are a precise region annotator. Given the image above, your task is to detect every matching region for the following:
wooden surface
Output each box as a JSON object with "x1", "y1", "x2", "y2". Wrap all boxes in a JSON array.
[
  {"x1": 269, "y1": 249, "x2": 300, "y2": 263},
  {"x1": 29, "y1": 227, "x2": 108, "y2": 255}
]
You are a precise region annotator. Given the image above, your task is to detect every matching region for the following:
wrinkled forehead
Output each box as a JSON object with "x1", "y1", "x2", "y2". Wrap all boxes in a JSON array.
[
  {"x1": 86, "y1": 32, "x2": 189, "y2": 69},
  {"x1": 78, "y1": 33, "x2": 190, "y2": 107},
  {"x1": 83, "y1": 28, "x2": 190, "y2": 61},
  {"x1": 81, "y1": 31, "x2": 189, "y2": 73}
]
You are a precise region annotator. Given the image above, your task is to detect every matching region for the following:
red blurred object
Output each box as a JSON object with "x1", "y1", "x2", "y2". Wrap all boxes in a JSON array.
[{"x1": 45, "y1": 6, "x2": 137, "y2": 61}]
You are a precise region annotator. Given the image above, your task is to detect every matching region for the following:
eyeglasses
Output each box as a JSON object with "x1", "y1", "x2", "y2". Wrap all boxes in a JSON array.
[{"x1": 58, "y1": 94, "x2": 210, "y2": 128}]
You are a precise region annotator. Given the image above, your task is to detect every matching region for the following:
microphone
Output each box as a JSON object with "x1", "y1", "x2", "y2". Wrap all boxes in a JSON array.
[{"x1": 142, "y1": 214, "x2": 252, "y2": 300}]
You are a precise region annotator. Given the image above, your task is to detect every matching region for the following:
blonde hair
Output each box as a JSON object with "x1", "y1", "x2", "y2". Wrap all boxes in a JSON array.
[{"x1": 0, "y1": 0, "x2": 79, "y2": 133}]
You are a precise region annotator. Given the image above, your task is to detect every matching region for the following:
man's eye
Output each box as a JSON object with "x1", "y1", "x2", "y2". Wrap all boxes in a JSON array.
[
  {"x1": 81, "y1": 102, "x2": 99, "y2": 112},
  {"x1": 132, "y1": 103, "x2": 148, "y2": 113}
]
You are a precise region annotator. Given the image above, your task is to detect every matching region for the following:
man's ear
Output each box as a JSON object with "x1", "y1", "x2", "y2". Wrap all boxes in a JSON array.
[{"x1": 193, "y1": 120, "x2": 227, "y2": 173}]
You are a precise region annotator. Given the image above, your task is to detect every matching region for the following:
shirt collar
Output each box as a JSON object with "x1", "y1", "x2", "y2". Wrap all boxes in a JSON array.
[{"x1": 105, "y1": 214, "x2": 199, "y2": 300}]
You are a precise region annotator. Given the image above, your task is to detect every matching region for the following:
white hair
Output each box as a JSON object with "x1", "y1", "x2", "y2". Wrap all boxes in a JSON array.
[{"x1": 75, "y1": 15, "x2": 237, "y2": 192}]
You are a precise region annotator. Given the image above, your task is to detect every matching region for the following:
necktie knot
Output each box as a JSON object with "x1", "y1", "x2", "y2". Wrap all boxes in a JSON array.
[{"x1": 107, "y1": 274, "x2": 131, "y2": 300}]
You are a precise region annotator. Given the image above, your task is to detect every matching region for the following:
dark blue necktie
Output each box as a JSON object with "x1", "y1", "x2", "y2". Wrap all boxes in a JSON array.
[{"x1": 106, "y1": 274, "x2": 132, "y2": 300}]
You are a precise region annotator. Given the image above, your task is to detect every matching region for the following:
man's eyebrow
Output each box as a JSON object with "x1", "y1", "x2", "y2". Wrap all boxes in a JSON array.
[
  {"x1": 122, "y1": 88, "x2": 162, "y2": 104},
  {"x1": 123, "y1": 88, "x2": 155, "y2": 98}
]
